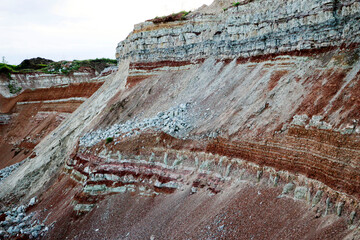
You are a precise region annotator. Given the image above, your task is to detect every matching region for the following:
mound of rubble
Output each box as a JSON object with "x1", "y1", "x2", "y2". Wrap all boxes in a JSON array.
[
  {"x1": 0, "y1": 198, "x2": 47, "y2": 239},
  {"x1": 80, "y1": 103, "x2": 192, "y2": 147}
]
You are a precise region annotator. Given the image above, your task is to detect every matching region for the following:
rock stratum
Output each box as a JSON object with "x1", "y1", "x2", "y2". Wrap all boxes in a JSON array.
[{"x1": 1, "y1": 0, "x2": 360, "y2": 239}]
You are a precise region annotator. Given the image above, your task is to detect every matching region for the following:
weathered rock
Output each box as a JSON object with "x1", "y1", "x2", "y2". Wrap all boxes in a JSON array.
[
  {"x1": 282, "y1": 183, "x2": 295, "y2": 195},
  {"x1": 294, "y1": 187, "x2": 308, "y2": 200},
  {"x1": 117, "y1": 0, "x2": 360, "y2": 63},
  {"x1": 337, "y1": 202, "x2": 345, "y2": 216},
  {"x1": 28, "y1": 197, "x2": 37, "y2": 207},
  {"x1": 312, "y1": 190, "x2": 323, "y2": 207}
]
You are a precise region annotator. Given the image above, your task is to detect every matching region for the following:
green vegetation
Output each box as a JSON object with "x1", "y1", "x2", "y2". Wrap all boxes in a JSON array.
[
  {"x1": 106, "y1": 137, "x2": 114, "y2": 144},
  {"x1": 7, "y1": 83, "x2": 22, "y2": 94},
  {"x1": 232, "y1": 2, "x2": 241, "y2": 7},
  {"x1": 0, "y1": 63, "x2": 17, "y2": 79},
  {"x1": 0, "y1": 58, "x2": 117, "y2": 78},
  {"x1": 43, "y1": 58, "x2": 117, "y2": 75},
  {"x1": 180, "y1": 11, "x2": 190, "y2": 19},
  {"x1": 150, "y1": 11, "x2": 191, "y2": 24}
]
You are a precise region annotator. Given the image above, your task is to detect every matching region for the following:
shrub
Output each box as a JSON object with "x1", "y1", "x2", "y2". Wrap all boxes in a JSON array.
[
  {"x1": 8, "y1": 84, "x2": 22, "y2": 94},
  {"x1": 232, "y1": 2, "x2": 241, "y2": 6},
  {"x1": 149, "y1": 11, "x2": 191, "y2": 24},
  {"x1": 106, "y1": 137, "x2": 114, "y2": 144},
  {"x1": 0, "y1": 64, "x2": 15, "y2": 79}
]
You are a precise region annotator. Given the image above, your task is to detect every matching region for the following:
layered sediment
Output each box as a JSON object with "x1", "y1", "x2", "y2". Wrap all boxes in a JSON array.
[
  {"x1": 117, "y1": 0, "x2": 360, "y2": 62},
  {"x1": 1, "y1": 0, "x2": 360, "y2": 239},
  {"x1": 0, "y1": 67, "x2": 116, "y2": 170}
]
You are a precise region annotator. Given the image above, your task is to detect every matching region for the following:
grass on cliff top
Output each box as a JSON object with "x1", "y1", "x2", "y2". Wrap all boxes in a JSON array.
[
  {"x1": 148, "y1": 11, "x2": 191, "y2": 24},
  {"x1": 0, "y1": 58, "x2": 117, "y2": 79}
]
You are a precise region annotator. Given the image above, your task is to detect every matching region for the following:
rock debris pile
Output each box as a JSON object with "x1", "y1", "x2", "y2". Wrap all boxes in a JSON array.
[
  {"x1": 80, "y1": 103, "x2": 192, "y2": 147},
  {"x1": 0, "y1": 197, "x2": 48, "y2": 239},
  {"x1": 0, "y1": 160, "x2": 24, "y2": 183}
]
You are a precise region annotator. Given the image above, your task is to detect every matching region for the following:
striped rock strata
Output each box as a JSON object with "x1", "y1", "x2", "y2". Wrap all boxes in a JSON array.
[{"x1": 0, "y1": 0, "x2": 360, "y2": 239}]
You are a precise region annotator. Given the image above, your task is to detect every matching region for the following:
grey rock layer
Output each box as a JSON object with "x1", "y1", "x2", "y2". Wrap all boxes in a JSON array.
[{"x1": 116, "y1": 0, "x2": 360, "y2": 62}]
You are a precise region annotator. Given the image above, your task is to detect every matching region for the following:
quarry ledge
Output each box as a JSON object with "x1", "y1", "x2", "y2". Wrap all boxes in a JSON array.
[
  {"x1": 64, "y1": 143, "x2": 360, "y2": 225},
  {"x1": 69, "y1": 124, "x2": 360, "y2": 220}
]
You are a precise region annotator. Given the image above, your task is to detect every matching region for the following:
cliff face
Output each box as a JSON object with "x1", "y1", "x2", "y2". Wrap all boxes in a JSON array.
[
  {"x1": 117, "y1": 0, "x2": 360, "y2": 62},
  {"x1": 0, "y1": 67, "x2": 115, "y2": 170},
  {"x1": 1, "y1": 0, "x2": 360, "y2": 239}
]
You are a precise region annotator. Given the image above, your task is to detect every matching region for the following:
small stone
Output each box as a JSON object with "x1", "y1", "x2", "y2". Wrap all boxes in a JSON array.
[
  {"x1": 325, "y1": 197, "x2": 331, "y2": 215},
  {"x1": 282, "y1": 183, "x2": 295, "y2": 195},
  {"x1": 273, "y1": 176, "x2": 279, "y2": 186},
  {"x1": 7, "y1": 226, "x2": 14, "y2": 234},
  {"x1": 163, "y1": 152, "x2": 168, "y2": 165},
  {"x1": 18, "y1": 222, "x2": 26, "y2": 228},
  {"x1": 191, "y1": 187, "x2": 197, "y2": 194},
  {"x1": 32, "y1": 225, "x2": 42, "y2": 232},
  {"x1": 18, "y1": 213, "x2": 25, "y2": 219},
  {"x1": 23, "y1": 228, "x2": 32, "y2": 235},
  {"x1": 256, "y1": 170, "x2": 263, "y2": 181},
  {"x1": 294, "y1": 187, "x2": 307, "y2": 200},
  {"x1": 1, "y1": 220, "x2": 9, "y2": 227},
  {"x1": 17, "y1": 205, "x2": 25, "y2": 213},
  {"x1": 28, "y1": 197, "x2": 37, "y2": 207},
  {"x1": 31, "y1": 231, "x2": 38, "y2": 238},
  {"x1": 12, "y1": 226, "x2": 20, "y2": 234},
  {"x1": 312, "y1": 190, "x2": 323, "y2": 207},
  {"x1": 224, "y1": 164, "x2": 231, "y2": 177},
  {"x1": 349, "y1": 211, "x2": 356, "y2": 224},
  {"x1": 337, "y1": 202, "x2": 344, "y2": 217},
  {"x1": 22, "y1": 215, "x2": 31, "y2": 222}
]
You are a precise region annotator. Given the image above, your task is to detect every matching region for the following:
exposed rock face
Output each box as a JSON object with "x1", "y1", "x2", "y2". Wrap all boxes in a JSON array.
[
  {"x1": 0, "y1": 67, "x2": 116, "y2": 169},
  {"x1": 1, "y1": 0, "x2": 360, "y2": 239},
  {"x1": 116, "y1": 0, "x2": 360, "y2": 62}
]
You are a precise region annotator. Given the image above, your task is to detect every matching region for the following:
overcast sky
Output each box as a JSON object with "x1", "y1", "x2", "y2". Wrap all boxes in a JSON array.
[{"x1": 0, "y1": 0, "x2": 213, "y2": 65}]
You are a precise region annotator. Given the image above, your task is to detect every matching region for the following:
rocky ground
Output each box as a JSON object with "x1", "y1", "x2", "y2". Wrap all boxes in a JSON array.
[
  {"x1": 0, "y1": 0, "x2": 360, "y2": 239},
  {"x1": 0, "y1": 160, "x2": 24, "y2": 183},
  {"x1": 80, "y1": 103, "x2": 192, "y2": 147},
  {"x1": 0, "y1": 197, "x2": 48, "y2": 239}
]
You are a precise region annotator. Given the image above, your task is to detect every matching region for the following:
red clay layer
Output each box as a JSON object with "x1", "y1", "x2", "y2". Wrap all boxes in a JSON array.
[
  {"x1": 0, "y1": 82, "x2": 103, "y2": 113},
  {"x1": 232, "y1": 44, "x2": 359, "y2": 64},
  {"x1": 126, "y1": 75, "x2": 153, "y2": 88},
  {"x1": 85, "y1": 125, "x2": 360, "y2": 201},
  {"x1": 0, "y1": 81, "x2": 104, "y2": 169},
  {"x1": 37, "y1": 174, "x2": 350, "y2": 240},
  {"x1": 206, "y1": 127, "x2": 360, "y2": 199},
  {"x1": 129, "y1": 59, "x2": 205, "y2": 71}
]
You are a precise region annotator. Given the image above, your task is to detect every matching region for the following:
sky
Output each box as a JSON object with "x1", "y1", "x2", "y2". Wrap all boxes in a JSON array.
[{"x1": 0, "y1": 0, "x2": 213, "y2": 65}]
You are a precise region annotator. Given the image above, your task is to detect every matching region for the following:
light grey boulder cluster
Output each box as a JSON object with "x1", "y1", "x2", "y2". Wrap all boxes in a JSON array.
[
  {"x1": 80, "y1": 103, "x2": 192, "y2": 147},
  {"x1": 0, "y1": 197, "x2": 48, "y2": 239},
  {"x1": 0, "y1": 160, "x2": 24, "y2": 183}
]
